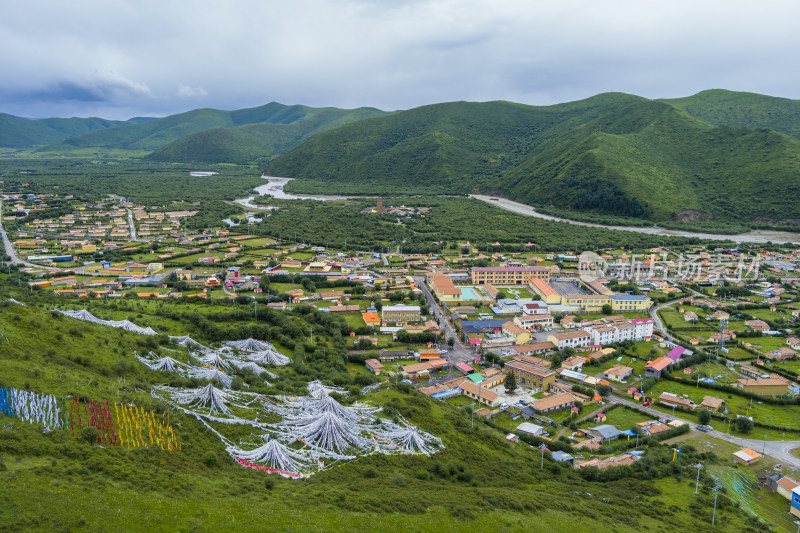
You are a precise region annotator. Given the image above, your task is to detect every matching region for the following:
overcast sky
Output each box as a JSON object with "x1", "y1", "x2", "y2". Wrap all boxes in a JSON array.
[{"x1": 2, "y1": 0, "x2": 799, "y2": 119}]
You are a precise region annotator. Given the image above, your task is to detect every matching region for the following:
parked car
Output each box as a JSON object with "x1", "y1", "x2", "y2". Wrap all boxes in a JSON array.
[{"x1": 696, "y1": 425, "x2": 713, "y2": 432}]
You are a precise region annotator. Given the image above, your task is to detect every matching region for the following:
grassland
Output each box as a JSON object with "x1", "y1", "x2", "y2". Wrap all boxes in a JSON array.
[{"x1": 0, "y1": 271, "x2": 776, "y2": 532}]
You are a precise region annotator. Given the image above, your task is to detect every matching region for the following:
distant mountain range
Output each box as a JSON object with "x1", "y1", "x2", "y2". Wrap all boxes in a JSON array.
[{"x1": 4, "y1": 89, "x2": 800, "y2": 224}]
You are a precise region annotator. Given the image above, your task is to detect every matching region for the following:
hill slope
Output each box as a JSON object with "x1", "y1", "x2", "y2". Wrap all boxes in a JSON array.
[
  {"x1": 146, "y1": 106, "x2": 387, "y2": 164},
  {"x1": 266, "y1": 93, "x2": 800, "y2": 223},
  {"x1": 660, "y1": 89, "x2": 800, "y2": 139},
  {"x1": 0, "y1": 113, "x2": 126, "y2": 147},
  {"x1": 41, "y1": 103, "x2": 386, "y2": 154},
  {"x1": 0, "y1": 283, "x2": 768, "y2": 532}
]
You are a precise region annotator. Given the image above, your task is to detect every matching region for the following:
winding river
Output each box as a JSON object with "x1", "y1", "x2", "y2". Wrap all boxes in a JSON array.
[{"x1": 234, "y1": 176, "x2": 800, "y2": 244}]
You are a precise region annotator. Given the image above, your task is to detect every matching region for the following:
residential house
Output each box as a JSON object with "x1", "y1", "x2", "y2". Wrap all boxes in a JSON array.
[
  {"x1": 364, "y1": 359, "x2": 384, "y2": 375},
  {"x1": 547, "y1": 330, "x2": 592, "y2": 350},
  {"x1": 699, "y1": 396, "x2": 724, "y2": 413},
  {"x1": 510, "y1": 342, "x2": 556, "y2": 357},
  {"x1": 379, "y1": 349, "x2": 414, "y2": 362},
  {"x1": 460, "y1": 381, "x2": 502, "y2": 407},
  {"x1": 603, "y1": 364, "x2": 634, "y2": 383},
  {"x1": 530, "y1": 392, "x2": 578, "y2": 414},
  {"x1": 766, "y1": 347, "x2": 796, "y2": 361},
  {"x1": 516, "y1": 422, "x2": 544, "y2": 436},
  {"x1": 502, "y1": 321, "x2": 532, "y2": 345},
  {"x1": 737, "y1": 378, "x2": 790, "y2": 396},
  {"x1": 644, "y1": 357, "x2": 673, "y2": 378},
  {"x1": 586, "y1": 425, "x2": 622, "y2": 442},
  {"x1": 745, "y1": 319, "x2": 770, "y2": 332},
  {"x1": 658, "y1": 392, "x2": 696, "y2": 411},
  {"x1": 788, "y1": 337, "x2": 800, "y2": 351}
]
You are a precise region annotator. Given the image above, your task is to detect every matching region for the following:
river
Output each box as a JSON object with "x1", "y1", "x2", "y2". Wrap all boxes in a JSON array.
[{"x1": 233, "y1": 176, "x2": 800, "y2": 244}]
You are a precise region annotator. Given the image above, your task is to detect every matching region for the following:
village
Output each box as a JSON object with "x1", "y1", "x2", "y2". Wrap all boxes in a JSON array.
[{"x1": 4, "y1": 190, "x2": 800, "y2": 522}]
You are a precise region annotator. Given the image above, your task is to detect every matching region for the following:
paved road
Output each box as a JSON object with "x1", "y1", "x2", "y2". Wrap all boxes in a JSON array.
[
  {"x1": 610, "y1": 395, "x2": 800, "y2": 470},
  {"x1": 0, "y1": 200, "x2": 61, "y2": 271},
  {"x1": 127, "y1": 208, "x2": 138, "y2": 241},
  {"x1": 414, "y1": 275, "x2": 475, "y2": 364},
  {"x1": 650, "y1": 300, "x2": 679, "y2": 343}
]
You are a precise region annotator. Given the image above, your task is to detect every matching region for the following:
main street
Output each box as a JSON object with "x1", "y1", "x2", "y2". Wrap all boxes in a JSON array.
[{"x1": 414, "y1": 275, "x2": 475, "y2": 364}]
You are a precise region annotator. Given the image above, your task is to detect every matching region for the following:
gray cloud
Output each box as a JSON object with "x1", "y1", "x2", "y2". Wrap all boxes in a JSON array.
[{"x1": 0, "y1": 0, "x2": 798, "y2": 119}]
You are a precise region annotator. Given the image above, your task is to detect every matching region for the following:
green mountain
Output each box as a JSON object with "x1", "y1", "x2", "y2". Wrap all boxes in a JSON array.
[
  {"x1": 266, "y1": 92, "x2": 800, "y2": 224},
  {"x1": 146, "y1": 106, "x2": 387, "y2": 164},
  {"x1": 659, "y1": 89, "x2": 800, "y2": 139},
  {"x1": 41, "y1": 102, "x2": 386, "y2": 155},
  {"x1": 0, "y1": 113, "x2": 126, "y2": 147}
]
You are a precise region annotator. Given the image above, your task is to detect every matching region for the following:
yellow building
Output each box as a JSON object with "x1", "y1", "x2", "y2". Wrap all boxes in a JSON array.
[
  {"x1": 472, "y1": 266, "x2": 550, "y2": 285},
  {"x1": 737, "y1": 378, "x2": 789, "y2": 396},
  {"x1": 561, "y1": 294, "x2": 612, "y2": 312},
  {"x1": 428, "y1": 274, "x2": 463, "y2": 303},
  {"x1": 609, "y1": 294, "x2": 652, "y2": 312},
  {"x1": 502, "y1": 321, "x2": 532, "y2": 345},
  {"x1": 528, "y1": 278, "x2": 561, "y2": 304},
  {"x1": 504, "y1": 360, "x2": 556, "y2": 391}
]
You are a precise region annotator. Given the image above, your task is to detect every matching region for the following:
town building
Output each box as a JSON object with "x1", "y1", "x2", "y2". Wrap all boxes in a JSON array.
[{"x1": 472, "y1": 266, "x2": 550, "y2": 286}]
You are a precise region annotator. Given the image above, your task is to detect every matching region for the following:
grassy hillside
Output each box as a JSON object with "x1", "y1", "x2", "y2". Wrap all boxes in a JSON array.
[
  {"x1": 146, "y1": 107, "x2": 387, "y2": 164},
  {"x1": 660, "y1": 89, "x2": 800, "y2": 139},
  {"x1": 0, "y1": 283, "x2": 769, "y2": 532},
  {"x1": 267, "y1": 94, "x2": 800, "y2": 224},
  {"x1": 41, "y1": 103, "x2": 386, "y2": 154},
  {"x1": 0, "y1": 114, "x2": 125, "y2": 148}
]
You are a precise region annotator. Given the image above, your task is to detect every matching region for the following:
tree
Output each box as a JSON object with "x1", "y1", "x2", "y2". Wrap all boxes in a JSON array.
[
  {"x1": 697, "y1": 409, "x2": 711, "y2": 425},
  {"x1": 504, "y1": 372, "x2": 517, "y2": 393},
  {"x1": 735, "y1": 416, "x2": 754, "y2": 434},
  {"x1": 597, "y1": 384, "x2": 611, "y2": 397},
  {"x1": 602, "y1": 304, "x2": 613, "y2": 315},
  {"x1": 447, "y1": 337, "x2": 455, "y2": 347},
  {"x1": 496, "y1": 291, "x2": 507, "y2": 301}
]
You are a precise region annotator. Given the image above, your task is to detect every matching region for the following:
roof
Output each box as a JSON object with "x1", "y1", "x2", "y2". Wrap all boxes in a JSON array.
[
  {"x1": 589, "y1": 424, "x2": 622, "y2": 440},
  {"x1": 610, "y1": 294, "x2": 650, "y2": 301},
  {"x1": 700, "y1": 396, "x2": 724, "y2": 409},
  {"x1": 459, "y1": 381, "x2": 499, "y2": 402},
  {"x1": 733, "y1": 448, "x2": 761, "y2": 462},
  {"x1": 605, "y1": 364, "x2": 633, "y2": 377},
  {"x1": 505, "y1": 360, "x2": 556, "y2": 378},
  {"x1": 473, "y1": 266, "x2": 549, "y2": 273},
  {"x1": 552, "y1": 330, "x2": 591, "y2": 341},
  {"x1": 516, "y1": 422, "x2": 543, "y2": 434},
  {"x1": 383, "y1": 304, "x2": 421, "y2": 312},
  {"x1": 666, "y1": 346, "x2": 686, "y2": 361},
  {"x1": 512, "y1": 342, "x2": 556, "y2": 354},
  {"x1": 532, "y1": 392, "x2": 576, "y2": 411},
  {"x1": 645, "y1": 357, "x2": 673, "y2": 372},
  {"x1": 529, "y1": 278, "x2": 557, "y2": 296},
  {"x1": 737, "y1": 378, "x2": 789, "y2": 387},
  {"x1": 778, "y1": 477, "x2": 799, "y2": 491}
]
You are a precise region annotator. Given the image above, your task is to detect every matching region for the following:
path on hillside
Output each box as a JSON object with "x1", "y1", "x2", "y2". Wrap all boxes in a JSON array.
[
  {"x1": 127, "y1": 208, "x2": 138, "y2": 241},
  {"x1": 609, "y1": 395, "x2": 800, "y2": 470}
]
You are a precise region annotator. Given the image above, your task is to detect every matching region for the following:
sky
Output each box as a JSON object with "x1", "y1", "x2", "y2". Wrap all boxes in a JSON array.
[{"x1": 2, "y1": 0, "x2": 799, "y2": 119}]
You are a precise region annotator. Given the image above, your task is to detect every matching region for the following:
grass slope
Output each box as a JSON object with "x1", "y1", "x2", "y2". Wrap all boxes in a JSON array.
[{"x1": 0, "y1": 288, "x2": 768, "y2": 532}]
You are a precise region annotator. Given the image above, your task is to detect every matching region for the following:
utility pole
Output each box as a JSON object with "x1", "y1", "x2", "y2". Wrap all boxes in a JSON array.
[
  {"x1": 694, "y1": 463, "x2": 703, "y2": 494},
  {"x1": 711, "y1": 478, "x2": 723, "y2": 526},
  {"x1": 310, "y1": 328, "x2": 313, "y2": 346}
]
